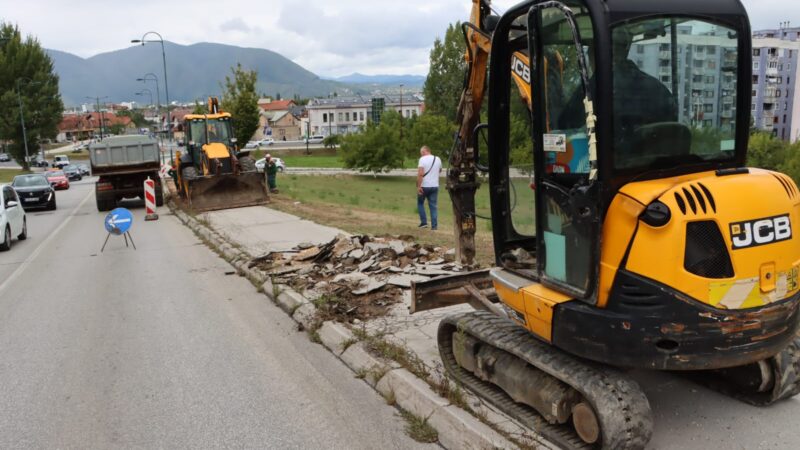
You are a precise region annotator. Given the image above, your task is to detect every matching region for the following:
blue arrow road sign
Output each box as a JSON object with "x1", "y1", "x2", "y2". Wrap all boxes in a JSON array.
[{"x1": 105, "y1": 208, "x2": 133, "y2": 235}]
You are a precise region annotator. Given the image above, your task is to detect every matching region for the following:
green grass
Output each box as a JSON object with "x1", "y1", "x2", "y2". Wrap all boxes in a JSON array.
[
  {"x1": 277, "y1": 174, "x2": 535, "y2": 236},
  {"x1": 282, "y1": 155, "x2": 343, "y2": 168},
  {"x1": 0, "y1": 169, "x2": 29, "y2": 184}
]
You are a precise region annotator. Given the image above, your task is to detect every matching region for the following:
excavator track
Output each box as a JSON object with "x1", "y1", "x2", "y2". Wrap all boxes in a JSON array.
[
  {"x1": 438, "y1": 311, "x2": 653, "y2": 449},
  {"x1": 689, "y1": 335, "x2": 800, "y2": 406}
]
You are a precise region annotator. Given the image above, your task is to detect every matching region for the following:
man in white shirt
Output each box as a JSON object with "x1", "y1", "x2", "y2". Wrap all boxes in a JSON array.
[{"x1": 416, "y1": 146, "x2": 442, "y2": 230}]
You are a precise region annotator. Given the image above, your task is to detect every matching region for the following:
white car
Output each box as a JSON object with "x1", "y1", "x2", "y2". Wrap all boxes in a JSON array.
[
  {"x1": 54, "y1": 155, "x2": 70, "y2": 169},
  {"x1": 245, "y1": 141, "x2": 259, "y2": 149},
  {"x1": 0, "y1": 185, "x2": 28, "y2": 251},
  {"x1": 304, "y1": 135, "x2": 325, "y2": 144},
  {"x1": 255, "y1": 157, "x2": 286, "y2": 173},
  {"x1": 258, "y1": 137, "x2": 274, "y2": 146}
]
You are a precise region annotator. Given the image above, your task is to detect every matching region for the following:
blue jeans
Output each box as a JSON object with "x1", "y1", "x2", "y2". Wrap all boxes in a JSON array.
[{"x1": 417, "y1": 187, "x2": 439, "y2": 228}]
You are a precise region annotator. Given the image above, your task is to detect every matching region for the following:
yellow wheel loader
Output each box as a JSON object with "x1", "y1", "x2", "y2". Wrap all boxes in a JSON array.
[
  {"x1": 175, "y1": 97, "x2": 268, "y2": 211},
  {"x1": 415, "y1": 1, "x2": 800, "y2": 448}
]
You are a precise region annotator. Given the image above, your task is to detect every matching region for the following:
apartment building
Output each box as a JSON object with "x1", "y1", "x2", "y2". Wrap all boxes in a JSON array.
[
  {"x1": 751, "y1": 26, "x2": 800, "y2": 141},
  {"x1": 306, "y1": 94, "x2": 424, "y2": 136}
]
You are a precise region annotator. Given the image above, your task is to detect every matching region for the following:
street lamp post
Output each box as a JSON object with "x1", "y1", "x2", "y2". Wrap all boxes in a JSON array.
[
  {"x1": 131, "y1": 32, "x2": 171, "y2": 142},
  {"x1": 137, "y1": 73, "x2": 161, "y2": 133}
]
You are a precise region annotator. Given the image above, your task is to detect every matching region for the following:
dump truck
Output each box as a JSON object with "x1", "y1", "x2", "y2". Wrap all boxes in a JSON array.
[
  {"x1": 90, "y1": 135, "x2": 163, "y2": 212},
  {"x1": 175, "y1": 97, "x2": 268, "y2": 211},
  {"x1": 412, "y1": 1, "x2": 800, "y2": 448}
]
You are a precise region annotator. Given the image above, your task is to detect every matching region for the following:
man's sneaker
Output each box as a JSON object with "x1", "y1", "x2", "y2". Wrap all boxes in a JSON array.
[
  {"x1": 418, "y1": 223, "x2": 428, "y2": 228},
  {"x1": 431, "y1": 227, "x2": 437, "y2": 230}
]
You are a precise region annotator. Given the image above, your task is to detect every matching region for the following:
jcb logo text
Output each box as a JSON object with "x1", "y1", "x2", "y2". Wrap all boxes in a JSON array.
[{"x1": 730, "y1": 215, "x2": 792, "y2": 249}]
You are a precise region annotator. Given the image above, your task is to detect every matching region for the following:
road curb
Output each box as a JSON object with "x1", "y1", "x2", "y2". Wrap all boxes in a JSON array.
[{"x1": 167, "y1": 200, "x2": 518, "y2": 449}]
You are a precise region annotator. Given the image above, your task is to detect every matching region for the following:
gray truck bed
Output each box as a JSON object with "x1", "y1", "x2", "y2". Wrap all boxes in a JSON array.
[{"x1": 89, "y1": 135, "x2": 160, "y2": 174}]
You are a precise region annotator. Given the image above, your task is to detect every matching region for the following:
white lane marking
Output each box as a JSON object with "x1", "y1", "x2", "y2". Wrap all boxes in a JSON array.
[{"x1": 0, "y1": 188, "x2": 94, "y2": 296}]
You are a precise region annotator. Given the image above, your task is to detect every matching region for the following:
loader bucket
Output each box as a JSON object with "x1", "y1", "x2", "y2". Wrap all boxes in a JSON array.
[{"x1": 184, "y1": 172, "x2": 269, "y2": 212}]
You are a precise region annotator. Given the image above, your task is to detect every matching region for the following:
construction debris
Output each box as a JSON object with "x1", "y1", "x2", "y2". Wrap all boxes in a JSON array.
[{"x1": 248, "y1": 234, "x2": 473, "y2": 322}]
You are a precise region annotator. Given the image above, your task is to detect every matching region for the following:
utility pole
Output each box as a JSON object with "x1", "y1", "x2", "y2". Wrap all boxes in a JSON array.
[
  {"x1": 86, "y1": 96, "x2": 109, "y2": 138},
  {"x1": 15, "y1": 78, "x2": 42, "y2": 166},
  {"x1": 306, "y1": 120, "x2": 311, "y2": 155},
  {"x1": 15, "y1": 83, "x2": 30, "y2": 163}
]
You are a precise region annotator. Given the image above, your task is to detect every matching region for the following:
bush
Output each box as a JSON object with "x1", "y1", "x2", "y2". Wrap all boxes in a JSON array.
[{"x1": 323, "y1": 134, "x2": 341, "y2": 148}]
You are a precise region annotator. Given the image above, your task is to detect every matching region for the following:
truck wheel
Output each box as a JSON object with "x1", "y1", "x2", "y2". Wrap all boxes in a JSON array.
[
  {"x1": 96, "y1": 196, "x2": 114, "y2": 212},
  {"x1": 239, "y1": 156, "x2": 256, "y2": 172}
]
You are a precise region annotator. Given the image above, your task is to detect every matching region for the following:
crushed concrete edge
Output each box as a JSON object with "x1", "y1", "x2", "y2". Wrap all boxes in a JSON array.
[{"x1": 168, "y1": 200, "x2": 519, "y2": 449}]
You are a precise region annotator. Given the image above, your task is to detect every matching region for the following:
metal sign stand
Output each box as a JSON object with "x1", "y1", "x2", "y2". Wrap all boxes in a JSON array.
[{"x1": 101, "y1": 230, "x2": 136, "y2": 252}]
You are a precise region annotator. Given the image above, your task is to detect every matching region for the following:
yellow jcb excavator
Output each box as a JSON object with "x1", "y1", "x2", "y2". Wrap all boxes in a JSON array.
[
  {"x1": 175, "y1": 97, "x2": 268, "y2": 211},
  {"x1": 414, "y1": 1, "x2": 800, "y2": 448}
]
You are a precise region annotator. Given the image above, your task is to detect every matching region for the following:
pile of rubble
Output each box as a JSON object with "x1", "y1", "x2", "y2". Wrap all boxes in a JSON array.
[{"x1": 248, "y1": 234, "x2": 469, "y2": 321}]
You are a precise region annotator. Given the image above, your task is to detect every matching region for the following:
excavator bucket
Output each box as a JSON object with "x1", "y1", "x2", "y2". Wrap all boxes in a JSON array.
[{"x1": 183, "y1": 172, "x2": 269, "y2": 212}]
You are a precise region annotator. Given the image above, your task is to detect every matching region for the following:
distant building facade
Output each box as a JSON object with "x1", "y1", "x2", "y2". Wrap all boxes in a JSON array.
[
  {"x1": 306, "y1": 94, "x2": 424, "y2": 136},
  {"x1": 751, "y1": 26, "x2": 800, "y2": 141}
]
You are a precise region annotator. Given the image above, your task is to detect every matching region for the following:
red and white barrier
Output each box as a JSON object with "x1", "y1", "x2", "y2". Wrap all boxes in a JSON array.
[{"x1": 144, "y1": 177, "x2": 159, "y2": 221}]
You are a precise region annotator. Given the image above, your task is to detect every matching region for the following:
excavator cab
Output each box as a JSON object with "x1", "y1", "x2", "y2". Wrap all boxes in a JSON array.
[{"x1": 423, "y1": 1, "x2": 800, "y2": 448}]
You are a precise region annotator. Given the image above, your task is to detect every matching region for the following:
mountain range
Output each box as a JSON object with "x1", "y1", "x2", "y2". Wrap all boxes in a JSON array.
[
  {"x1": 326, "y1": 73, "x2": 426, "y2": 86},
  {"x1": 46, "y1": 42, "x2": 425, "y2": 106}
]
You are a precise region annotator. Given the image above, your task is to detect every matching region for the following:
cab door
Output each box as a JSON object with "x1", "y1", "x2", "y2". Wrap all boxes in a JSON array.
[
  {"x1": 528, "y1": 1, "x2": 600, "y2": 301},
  {"x1": 3, "y1": 186, "x2": 22, "y2": 236}
]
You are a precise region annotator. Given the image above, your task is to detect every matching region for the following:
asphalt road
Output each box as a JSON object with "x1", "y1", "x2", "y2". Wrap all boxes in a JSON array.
[{"x1": 0, "y1": 180, "x2": 434, "y2": 449}]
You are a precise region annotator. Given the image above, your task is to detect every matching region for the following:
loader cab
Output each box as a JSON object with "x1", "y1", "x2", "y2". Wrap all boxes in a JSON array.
[
  {"x1": 182, "y1": 113, "x2": 236, "y2": 164},
  {"x1": 487, "y1": 0, "x2": 751, "y2": 302}
]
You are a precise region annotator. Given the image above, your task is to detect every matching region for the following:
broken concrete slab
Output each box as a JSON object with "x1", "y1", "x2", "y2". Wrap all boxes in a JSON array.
[
  {"x1": 358, "y1": 257, "x2": 377, "y2": 272},
  {"x1": 387, "y1": 240, "x2": 406, "y2": 255},
  {"x1": 352, "y1": 279, "x2": 387, "y2": 295},
  {"x1": 333, "y1": 272, "x2": 369, "y2": 284},
  {"x1": 349, "y1": 249, "x2": 365, "y2": 260}
]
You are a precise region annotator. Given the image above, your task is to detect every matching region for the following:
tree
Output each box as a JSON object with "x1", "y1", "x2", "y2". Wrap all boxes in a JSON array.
[
  {"x1": 191, "y1": 100, "x2": 206, "y2": 115},
  {"x1": 220, "y1": 63, "x2": 260, "y2": 145},
  {"x1": 323, "y1": 134, "x2": 341, "y2": 149},
  {"x1": 116, "y1": 109, "x2": 148, "y2": 128},
  {"x1": 407, "y1": 112, "x2": 456, "y2": 159},
  {"x1": 423, "y1": 22, "x2": 466, "y2": 123},
  {"x1": 0, "y1": 23, "x2": 64, "y2": 170},
  {"x1": 107, "y1": 123, "x2": 125, "y2": 135},
  {"x1": 340, "y1": 110, "x2": 405, "y2": 173},
  {"x1": 747, "y1": 131, "x2": 788, "y2": 171}
]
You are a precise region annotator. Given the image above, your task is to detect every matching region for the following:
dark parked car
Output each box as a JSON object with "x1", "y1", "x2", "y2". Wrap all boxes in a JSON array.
[
  {"x1": 25, "y1": 155, "x2": 49, "y2": 167},
  {"x1": 63, "y1": 164, "x2": 83, "y2": 181},
  {"x1": 11, "y1": 174, "x2": 56, "y2": 210}
]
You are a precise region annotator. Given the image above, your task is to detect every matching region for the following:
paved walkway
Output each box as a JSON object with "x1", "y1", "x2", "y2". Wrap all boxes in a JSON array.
[{"x1": 200, "y1": 206, "x2": 344, "y2": 256}]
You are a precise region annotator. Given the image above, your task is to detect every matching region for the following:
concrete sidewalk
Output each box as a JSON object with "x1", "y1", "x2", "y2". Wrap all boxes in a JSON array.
[{"x1": 200, "y1": 206, "x2": 343, "y2": 256}]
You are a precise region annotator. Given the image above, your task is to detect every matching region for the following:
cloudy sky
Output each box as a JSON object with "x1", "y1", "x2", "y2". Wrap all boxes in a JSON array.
[{"x1": 0, "y1": 0, "x2": 794, "y2": 77}]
